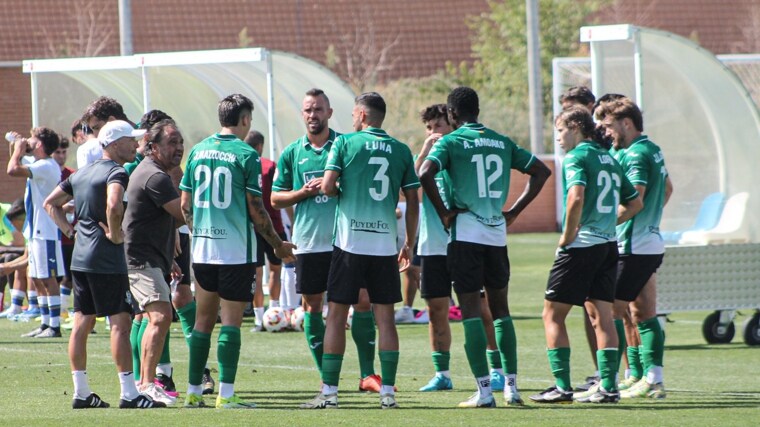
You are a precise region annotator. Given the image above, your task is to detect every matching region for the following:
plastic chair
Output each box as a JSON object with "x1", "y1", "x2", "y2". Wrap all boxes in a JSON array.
[
  {"x1": 679, "y1": 192, "x2": 749, "y2": 245},
  {"x1": 661, "y1": 192, "x2": 725, "y2": 243}
]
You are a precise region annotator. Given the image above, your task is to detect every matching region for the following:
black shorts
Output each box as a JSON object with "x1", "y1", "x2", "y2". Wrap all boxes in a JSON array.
[
  {"x1": 448, "y1": 241, "x2": 510, "y2": 295},
  {"x1": 615, "y1": 254, "x2": 664, "y2": 302},
  {"x1": 72, "y1": 270, "x2": 133, "y2": 317},
  {"x1": 326, "y1": 247, "x2": 402, "y2": 305},
  {"x1": 545, "y1": 241, "x2": 618, "y2": 306},
  {"x1": 420, "y1": 255, "x2": 451, "y2": 299},
  {"x1": 255, "y1": 231, "x2": 287, "y2": 267},
  {"x1": 192, "y1": 263, "x2": 256, "y2": 302},
  {"x1": 411, "y1": 242, "x2": 421, "y2": 267},
  {"x1": 174, "y1": 232, "x2": 191, "y2": 285},
  {"x1": 62, "y1": 244, "x2": 74, "y2": 281},
  {"x1": 295, "y1": 252, "x2": 332, "y2": 295}
]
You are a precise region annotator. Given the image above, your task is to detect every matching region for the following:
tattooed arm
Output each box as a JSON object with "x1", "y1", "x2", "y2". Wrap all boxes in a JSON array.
[
  {"x1": 246, "y1": 193, "x2": 296, "y2": 263},
  {"x1": 180, "y1": 190, "x2": 193, "y2": 229}
]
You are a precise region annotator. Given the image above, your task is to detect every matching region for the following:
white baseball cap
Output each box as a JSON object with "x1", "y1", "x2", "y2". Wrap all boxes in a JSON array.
[{"x1": 98, "y1": 120, "x2": 146, "y2": 147}]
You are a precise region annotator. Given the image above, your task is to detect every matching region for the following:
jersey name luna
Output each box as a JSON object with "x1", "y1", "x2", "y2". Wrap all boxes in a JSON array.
[{"x1": 365, "y1": 141, "x2": 393, "y2": 153}]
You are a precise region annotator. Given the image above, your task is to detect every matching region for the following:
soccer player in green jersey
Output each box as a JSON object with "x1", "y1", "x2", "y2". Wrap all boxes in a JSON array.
[
  {"x1": 597, "y1": 98, "x2": 673, "y2": 399},
  {"x1": 530, "y1": 106, "x2": 642, "y2": 404},
  {"x1": 179, "y1": 94, "x2": 296, "y2": 409},
  {"x1": 301, "y1": 92, "x2": 419, "y2": 410},
  {"x1": 419, "y1": 87, "x2": 551, "y2": 408},
  {"x1": 272, "y1": 89, "x2": 383, "y2": 393}
]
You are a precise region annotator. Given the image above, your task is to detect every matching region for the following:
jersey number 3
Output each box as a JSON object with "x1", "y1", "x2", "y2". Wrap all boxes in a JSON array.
[{"x1": 369, "y1": 157, "x2": 389, "y2": 201}]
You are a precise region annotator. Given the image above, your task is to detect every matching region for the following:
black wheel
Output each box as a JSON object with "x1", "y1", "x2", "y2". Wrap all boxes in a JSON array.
[
  {"x1": 702, "y1": 311, "x2": 735, "y2": 344},
  {"x1": 742, "y1": 312, "x2": 760, "y2": 346}
]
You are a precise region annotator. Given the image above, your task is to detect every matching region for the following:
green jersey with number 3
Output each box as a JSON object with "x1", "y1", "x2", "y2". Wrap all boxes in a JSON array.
[
  {"x1": 273, "y1": 129, "x2": 340, "y2": 254},
  {"x1": 616, "y1": 135, "x2": 668, "y2": 255},
  {"x1": 179, "y1": 134, "x2": 261, "y2": 264},
  {"x1": 562, "y1": 141, "x2": 638, "y2": 248},
  {"x1": 426, "y1": 123, "x2": 535, "y2": 246},
  {"x1": 325, "y1": 127, "x2": 420, "y2": 256}
]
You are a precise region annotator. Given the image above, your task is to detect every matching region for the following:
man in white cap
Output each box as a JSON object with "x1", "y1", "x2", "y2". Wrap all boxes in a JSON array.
[{"x1": 45, "y1": 120, "x2": 165, "y2": 409}]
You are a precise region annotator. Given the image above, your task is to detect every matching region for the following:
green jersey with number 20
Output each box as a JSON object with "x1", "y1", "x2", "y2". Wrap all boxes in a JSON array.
[
  {"x1": 179, "y1": 134, "x2": 261, "y2": 265},
  {"x1": 562, "y1": 141, "x2": 638, "y2": 248},
  {"x1": 615, "y1": 135, "x2": 668, "y2": 255},
  {"x1": 325, "y1": 127, "x2": 420, "y2": 256},
  {"x1": 426, "y1": 123, "x2": 535, "y2": 247},
  {"x1": 272, "y1": 129, "x2": 340, "y2": 254}
]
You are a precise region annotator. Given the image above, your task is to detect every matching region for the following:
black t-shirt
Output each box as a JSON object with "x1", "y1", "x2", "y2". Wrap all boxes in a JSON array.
[
  {"x1": 60, "y1": 159, "x2": 129, "y2": 274},
  {"x1": 124, "y1": 157, "x2": 178, "y2": 274}
]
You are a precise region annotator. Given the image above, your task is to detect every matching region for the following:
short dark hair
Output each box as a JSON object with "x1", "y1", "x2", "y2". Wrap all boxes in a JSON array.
[
  {"x1": 82, "y1": 96, "x2": 128, "y2": 122},
  {"x1": 355, "y1": 92, "x2": 386, "y2": 122},
  {"x1": 560, "y1": 86, "x2": 596, "y2": 107},
  {"x1": 139, "y1": 109, "x2": 174, "y2": 130},
  {"x1": 244, "y1": 130, "x2": 265, "y2": 148},
  {"x1": 145, "y1": 119, "x2": 179, "y2": 156},
  {"x1": 218, "y1": 94, "x2": 254, "y2": 127},
  {"x1": 31, "y1": 126, "x2": 60, "y2": 156},
  {"x1": 6, "y1": 198, "x2": 25, "y2": 221},
  {"x1": 70, "y1": 119, "x2": 83, "y2": 138},
  {"x1": 420, "y1": 104, "x2": 449, "y2": 124},
  {"x1": 305, "y1": 88, "x2": 330, "y2": 107},
  {"x1": 59, "y1": 136, "x2": 70, "y2": 150},
  {"x1": 596, "y1": 98, "x2": 644, "y2": 132},
  {"x1": 447, "y1": 86, "x2": 479, "y2": 118}
]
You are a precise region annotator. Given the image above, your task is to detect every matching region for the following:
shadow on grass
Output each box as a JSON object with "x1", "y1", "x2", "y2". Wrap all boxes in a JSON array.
[{"x1": 666, "y1": 343, "x2": 748, "y2": 351}]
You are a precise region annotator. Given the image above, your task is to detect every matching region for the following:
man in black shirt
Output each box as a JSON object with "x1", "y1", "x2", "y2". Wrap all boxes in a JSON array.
[{"x1": 124, "y1": 120, "x2": 185, "y2": 406}]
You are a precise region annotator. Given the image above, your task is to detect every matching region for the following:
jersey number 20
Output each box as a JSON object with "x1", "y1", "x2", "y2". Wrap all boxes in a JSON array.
[{"x1": 194, "y1": 165, "x2": 232, "y2": 209}]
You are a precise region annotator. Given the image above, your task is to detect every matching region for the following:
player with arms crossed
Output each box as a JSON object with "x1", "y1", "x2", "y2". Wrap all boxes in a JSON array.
[
  {"x1": 419, "y1": 87, "x2": 551, "y2": 408},
  {"x1": 180, "y1": 94, "x2": 295, "y2": 409},
  {"x1": 530, "y1": 106, "x2": 642, "y2": 404},
  {"x1": 301, "y1": 92, "x2": 419, "y2": 409}
]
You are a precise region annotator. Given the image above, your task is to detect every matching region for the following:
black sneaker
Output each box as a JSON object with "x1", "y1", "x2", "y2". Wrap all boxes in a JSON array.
[
  {"x1": 119, "y1": 394, "x2": 167, "y2": 409},
  {"x1": 588, "y1": 387, "x2": 620, "y2": 403},
  {"x1": 155, "y1": 373, "x2": 176, "y2": 393},
  {"x1": 21, "y1": 325, "x2": 47, "y2": 338},
  {"x1": 574, "y1": 375, "x2": 600, "y2": 392},
  {"x1": 36, "y1": 327, "x2": 62, "y2": 338},
  {"x1": 73, "y1": 392, "x2": 110, "y2": 409},
  {"x1": 202, "y1": 368, "x2": 215, "y2": 395},
  {"x1": 529, "y1": 386, "x2": 574, "y2": 404}
]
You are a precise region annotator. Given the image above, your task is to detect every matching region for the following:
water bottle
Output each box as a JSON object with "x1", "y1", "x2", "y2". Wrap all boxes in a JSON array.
[{"x1": 5, "y1": 132, "x2": 17, "y2": 143}]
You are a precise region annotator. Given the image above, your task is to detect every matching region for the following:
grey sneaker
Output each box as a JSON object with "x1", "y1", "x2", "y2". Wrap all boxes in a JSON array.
[{"x1": 299, "y1": 392, "x2": 338, "y2": 409}]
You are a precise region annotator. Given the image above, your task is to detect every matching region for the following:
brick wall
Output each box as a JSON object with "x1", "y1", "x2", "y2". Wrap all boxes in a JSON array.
[
  {"x1": 505, "y1": 154, "x2": 558, "y2": 233},
  {"x1": 0, "y1": 66, "x2": 31, "y2": 201}
]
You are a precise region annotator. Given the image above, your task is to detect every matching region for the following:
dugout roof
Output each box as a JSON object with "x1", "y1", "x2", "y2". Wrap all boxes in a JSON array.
[
  {"x1": 554, "y1": 25, "x2": 760, "y2": 243},
  {"x1": 22, "y1": 48, "x2": 356, "y2": 160}
]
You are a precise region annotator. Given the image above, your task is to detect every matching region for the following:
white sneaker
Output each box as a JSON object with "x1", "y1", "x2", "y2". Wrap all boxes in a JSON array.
[
  {"x1": 141, "y1": 383, "x2": 177, "y2": 406},
  {"x1": 504, "y1": 389, "x2": 524, "y2": 406},
  {"x1": 250, "y1": 323, "x2": 263, "y2": 332},
  {"x1": 394, "y1": 306, "x2": 414, "y2": 324},
  {"x1": 299, "y1": 392, "x2": 338, "y2": 409},
  {"x1": 457, "y1": 391, "x2": 496, "y2": 408},
  {"x1": 0, "y1": 306, "x2": 21, "y2": 319},
  {"x1": 380, "y1": 393, "x2": 398, "y2": 409}
]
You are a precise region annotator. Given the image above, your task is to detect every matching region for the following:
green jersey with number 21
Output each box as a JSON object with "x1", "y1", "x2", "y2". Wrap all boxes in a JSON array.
[
  {"x1": 179, "y1": 134, "x2": 261, "y2": 264},
  {"x1": 325, "y1": 127, "x2": 420, "y2": 256},
  {"x1": 562, "y1": 141, "x2": 638, "y2": 249},
  {"x1": 427, "y1": 123, "x2": 535, "y2": 247}
]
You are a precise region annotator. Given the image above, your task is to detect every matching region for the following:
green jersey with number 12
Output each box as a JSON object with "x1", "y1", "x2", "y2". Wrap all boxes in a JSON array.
[
  {"x1": 426, "y1": 123, "x2": 535, "y2": 247},
  {"x1": 272, "y1": 129, "x2": 340, "y2": 254},
  {"x1": 325, "y1": 127, "x2": 420, "y2": 256},
  {"x1": 562, "y1": 141, "x2": 638, "y2": 248},
  {"x1": 179, "y1": 134, "x2": 261, "y2": 264}
]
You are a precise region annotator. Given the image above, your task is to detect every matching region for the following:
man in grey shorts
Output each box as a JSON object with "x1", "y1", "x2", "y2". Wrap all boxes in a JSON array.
[{"x1": 124, "y1": 119, "x2": 186, "y2": 406}]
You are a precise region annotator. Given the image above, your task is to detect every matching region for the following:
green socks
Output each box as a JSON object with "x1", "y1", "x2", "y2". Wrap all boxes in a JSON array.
[
  {"x1": 379, "y1": 350, "x2": 399, "y2": 386},
  {"x1": 462, "y1": 318, "x2": 489, "y2": 378},
  {"x1": 627, "y1": 346, "x2": 643, "y2": 379},
  {"x1": 597, "y1": 348, "x2": 618, "y2": 391},
  {"x1": 638, "y1": 317, "x2": 665, "y2": 374},
  {"x1": 493, "y1": 316, "x2": 518, "y2": 374},
  {"x1": 547, "y1": 347, "x2": 571, "y2": 391},
  {"x1": 321, "y1": 353, "x2": 344, "y2": 387},
  {"x1": 351, "y1": 310, "x2": 376, "y2": 378},
  {"x1": 159, "y1": 329, "x2": 171, "y2": 365},
  {"x1": 176, "y1": 301, "x2": 197, "y2": 347},
  {"x1": 304, "y1": 312, "x2": 325, "y2": 372},
  {"x1": 487, "y1": 349, "x2": 502, "y2": 370},
  {"x1": 217, "y1": 326, "x2": 241, "y2": 384},
  {"x1": 432, "y1": 351, "x2": 451, "y2": 373},
  {"x1": 130, "y1": 319, "x2": 142, "y2": 381},
  {"x1": 613, "y1": 318, "x2": 627, "y2": 372},
  {"x1": 188, "y1": 330, "x2": 211, "y2": 386}
]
